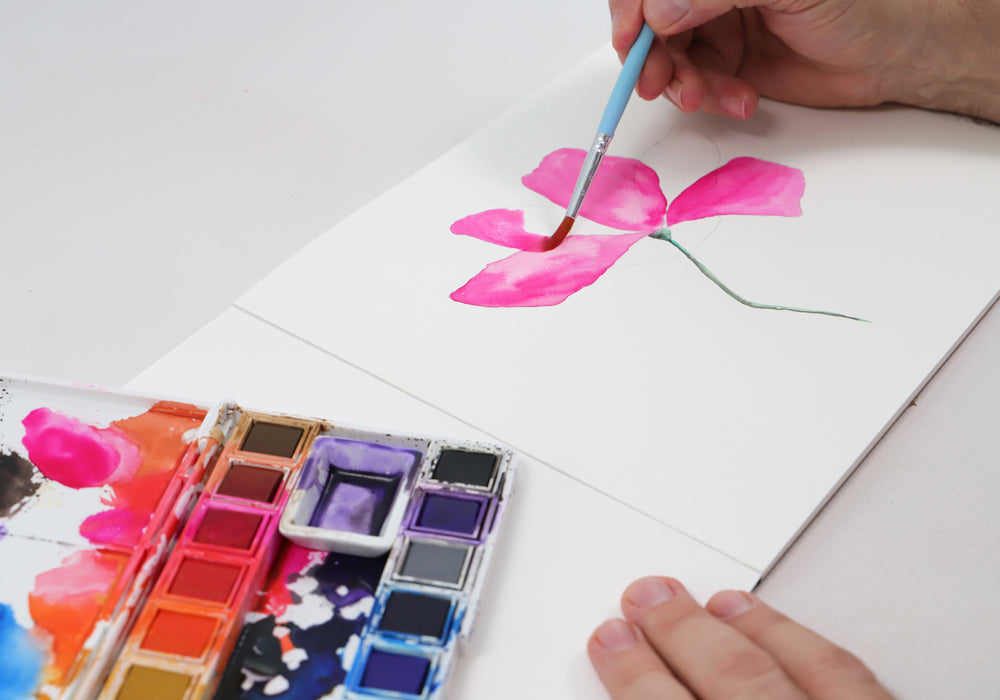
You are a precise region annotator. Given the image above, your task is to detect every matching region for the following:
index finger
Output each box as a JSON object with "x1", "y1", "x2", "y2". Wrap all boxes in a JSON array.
[
  {"x1": 641, "y1": 0, "x2": 791, "y2": 36},
  {"x1": 610, "y1": 0, "x2": 647, "y2": 59}
]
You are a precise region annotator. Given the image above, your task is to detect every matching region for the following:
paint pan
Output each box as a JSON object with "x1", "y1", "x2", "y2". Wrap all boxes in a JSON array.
[
  {"x1": 345, "y1": 640, "x2": 441, "y2": 698},
  {"x1": 429, "y1": 448, "x2": 500, "y2": 491},
  {"x1": 372, "y1": 586, "x2": 460, "y2": 643},
  {"x1": 407, "y1": 490, "x2": 492, "y2": 541},
  {"x1": 187, "y1": 504, "x2": 267, "y2": 553},
  {"x1": 238, "y1": 421, "x2": 305, "y2": 459},
  {"x1": 391, "y1": 537, "x2": 476, "y2": 590},
  {"x1": 279, "y1": 436, "x2": 423, "y2": 556},
  {"x1": 310, "y1": 467, "x2": 401, "y2": 534},
  {"x1": 215, "y1": 462, "x2": 286, "y2": 505},
  {"x1": 115, "y1": 664, "x2": 194, "y2": 700},
  {"x1": 162, "y1": 552, "x2": 248, "y2": 607},
  {"x1": 138, "y1": 606, "x2": 225, "y2": 661}
]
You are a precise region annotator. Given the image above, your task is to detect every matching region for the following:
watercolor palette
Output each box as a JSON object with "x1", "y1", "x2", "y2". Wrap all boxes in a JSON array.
[{"x1": 0, "y1": 376, "x2": 516, "y2": 699}]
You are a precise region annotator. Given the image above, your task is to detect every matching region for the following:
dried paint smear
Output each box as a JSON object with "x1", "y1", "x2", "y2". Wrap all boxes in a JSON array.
[
  {"x1": 0, "y1": 602, "x2": 45, "y2": 698},
  {"x1": 5, "y1": 403, "x2": 202, "y2": 691},
  {"x1": 21, "y1": 406, "x2": 200, "y2": 547},
  {"x1": 214, "y1": 544, "x2": 386, "y2": 700},
  {"x1": 0, "y1": 451, "x2": 40, "y2": 519}
]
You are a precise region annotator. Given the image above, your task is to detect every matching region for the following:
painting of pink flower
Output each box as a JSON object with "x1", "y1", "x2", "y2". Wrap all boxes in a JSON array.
[{"x1": 447, "y1": 148, "x2": 866, "y2": 320}]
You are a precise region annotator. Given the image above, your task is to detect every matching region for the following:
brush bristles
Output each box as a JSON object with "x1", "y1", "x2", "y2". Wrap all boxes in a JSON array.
[{"x1": 543, "y1": 216, "x2": 575, "y2": 251}]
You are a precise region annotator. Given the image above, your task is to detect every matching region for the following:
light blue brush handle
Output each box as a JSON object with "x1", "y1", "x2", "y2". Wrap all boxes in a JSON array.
[
  {"x1": 598, "y1": 23, "x2": 655, "y2": 136},
  {"x1": 563, "y1": 23, "x2": 656, "y2": 221}
]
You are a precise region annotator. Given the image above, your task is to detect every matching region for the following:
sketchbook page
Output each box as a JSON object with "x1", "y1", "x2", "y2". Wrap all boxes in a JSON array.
[
  {"x1": 127, "y1": 307, "x2": 759, "y2": 700},
  {"x1": 238, "y1": 47, "x2": 1000, "y2": 572}
]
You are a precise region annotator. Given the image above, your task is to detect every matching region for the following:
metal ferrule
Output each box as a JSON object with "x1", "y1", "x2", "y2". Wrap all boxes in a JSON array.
[{"x1": 566, "y1": 132, "x2": 613, "y2": 219}]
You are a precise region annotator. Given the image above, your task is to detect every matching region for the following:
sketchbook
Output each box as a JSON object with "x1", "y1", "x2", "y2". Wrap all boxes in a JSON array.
[{"x1": 238, "y1": 48, "x2": 1000, "y2": 573}]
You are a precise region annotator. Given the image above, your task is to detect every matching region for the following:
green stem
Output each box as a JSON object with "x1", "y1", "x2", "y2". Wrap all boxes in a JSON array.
[{"x1": 648, "y1": 229, "x2": 869, "y2": 323}]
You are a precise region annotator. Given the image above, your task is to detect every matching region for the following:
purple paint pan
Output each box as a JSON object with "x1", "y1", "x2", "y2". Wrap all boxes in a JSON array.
[
  {"x1": 407, "y1": 491, "x2": 492, "y2": 541},
  {"x1": 359, "y1": 647, "x2": 432, "y2": 695},
  {"x1": 309, "y1": 467, "x2": 401, "y2": 535},
  {"x1": 279, "y1": 436, "x2": 422, "y2": 557}
]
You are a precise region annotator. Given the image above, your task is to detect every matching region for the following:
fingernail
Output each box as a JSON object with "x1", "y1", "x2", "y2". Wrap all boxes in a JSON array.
[
  {"x1": 720, "y1": 95, "x2": 746, "y2": 119},
  {"x1": 664, "y1": 79, "x2": 684, "y2": 110},
  {"x1": 708, "y1": 590, "x2": 756, "y2": 619},
  {"x1": 628, "y1": 577, "x2": 675, "y2": 608},
  {"x1": 647, "y1": 0, "x2": 689, "y2": 28},
  {"x1": 595, "y1": 618, "x2": 639, "y2": 651}
]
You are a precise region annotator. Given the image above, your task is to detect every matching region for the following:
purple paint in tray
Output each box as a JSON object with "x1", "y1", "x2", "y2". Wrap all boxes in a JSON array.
[
  {"x1": 300, "y1": 438, "x2": 421, "y2": 533},
  {"x1": 310, "y1": 467, "x2": 401, "y2": 536},
  {"x1": 299, "y1": 437, "x2": 421, "y2": 491},
  {"x1": 280, "y1": 436, "x2": 424, "y2": 557},
  {"x1": 408, "y1": 491, "x2": 492, "y2": 540}
]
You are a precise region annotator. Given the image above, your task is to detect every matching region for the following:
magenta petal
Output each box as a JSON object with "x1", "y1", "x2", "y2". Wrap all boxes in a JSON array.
[
  {"x1": 666, "y1": 157, "x2": 805, "y2": 226},
  {"x1": 522, "y1": 149, "x2": 666, "y2": 231},
  {"x1": 451, "y1": 233, "x2": 647, "y2": 307},
  {"x1": 450, "y1": 209, "x2": 547, "y2": 252}
]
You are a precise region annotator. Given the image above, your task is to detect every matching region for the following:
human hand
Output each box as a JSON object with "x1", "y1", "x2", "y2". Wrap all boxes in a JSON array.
[
  {"x1": 588, "y1": 576, "x2": 894, "y2": 699},
  {"x1": 610, "y1": 0, "x2": 1000, "y2": 123}
]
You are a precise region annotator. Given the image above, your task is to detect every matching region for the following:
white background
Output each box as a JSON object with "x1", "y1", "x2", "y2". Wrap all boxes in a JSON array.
[{"x1": 2, "y1": 2, "x2": 998, "y2": 698}]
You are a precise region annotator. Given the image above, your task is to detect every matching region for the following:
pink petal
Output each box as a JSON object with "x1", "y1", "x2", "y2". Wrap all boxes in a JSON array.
[
  {"x1": 451, "y1": 233, "x2": 647, "y2": 307},
  {"x1": 667, "y1": 157, "x2": 805, "y2": 226},
  {"x1": 522, "y1": 149, "x2": 666, "y2": 231},
  {"x1": 450, "y1": 209, "x2": 547, "y2": 252}
]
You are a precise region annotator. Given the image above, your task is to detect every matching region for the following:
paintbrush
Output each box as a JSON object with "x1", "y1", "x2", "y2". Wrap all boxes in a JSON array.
[{"x1": 543, "y1": 23, "x2": 656, "y2": 251}]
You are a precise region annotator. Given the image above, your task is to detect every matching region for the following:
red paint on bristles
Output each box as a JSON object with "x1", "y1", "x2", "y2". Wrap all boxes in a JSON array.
[{"x1": 543, "y1": 216, "x2": 575, "y2": 251}]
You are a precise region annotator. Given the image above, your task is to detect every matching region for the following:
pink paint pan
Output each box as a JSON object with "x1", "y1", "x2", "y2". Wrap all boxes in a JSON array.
[
  {"x1": 183, "y1": 502, "x2": 270, "y2": 554},
  {"x1": 158, "y1": 549, "x2": 251, "y2": 609}
]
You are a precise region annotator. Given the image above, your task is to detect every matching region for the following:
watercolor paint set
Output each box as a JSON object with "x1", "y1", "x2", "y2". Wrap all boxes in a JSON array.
[{"x1": 0, "y1": 375, "x2": 516, "y2": 700}]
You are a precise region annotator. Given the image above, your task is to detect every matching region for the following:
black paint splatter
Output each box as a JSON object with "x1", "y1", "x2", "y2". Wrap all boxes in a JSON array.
[{"x1": 0, "y1": 451, "x2": 40, "y2": 518}]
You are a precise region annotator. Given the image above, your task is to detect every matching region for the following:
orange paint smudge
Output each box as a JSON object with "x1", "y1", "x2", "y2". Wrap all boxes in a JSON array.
[
  {"x1": 28, "y1": 550, "x2": 127, "y2": 684},
  {"x1": 26, "y1": 403, "x2": 206, "y2": 686}
]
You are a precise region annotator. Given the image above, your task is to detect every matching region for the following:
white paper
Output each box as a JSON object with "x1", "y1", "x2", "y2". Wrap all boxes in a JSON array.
[{"x1": 238, "y1": 49, "x2": 1000, "y2": 572}]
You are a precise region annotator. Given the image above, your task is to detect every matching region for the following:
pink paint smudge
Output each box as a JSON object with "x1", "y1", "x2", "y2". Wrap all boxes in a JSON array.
[
  {"x1": 21, "y1": 409, "x2": 141, "y2": 489},
  {"x1": 522, "y1": 148, "x2": 666, "y2": 231},
  {"x1": 262, "y1": 545, "x2": 322, "y2": 618},
  {"x1": 666, "y1": 157, "x2": 805, "y2": 226},
  {"x1": 78, "y1": 507, "x2": 150, "y2": 545},
  {"x1": 451, "y1": 209, "x2": 548, "y2": 252},
  {"x1": 452, "y1": 233, "x2": 647, "y2": 307},
  {"x1": 20, "y1": 405, "x2": 202, "y2": 547}
]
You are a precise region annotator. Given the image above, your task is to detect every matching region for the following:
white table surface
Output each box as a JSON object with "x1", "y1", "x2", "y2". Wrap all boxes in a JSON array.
[{"x1": 3, "y1": 3, "x2": 998, "y2": 698}]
